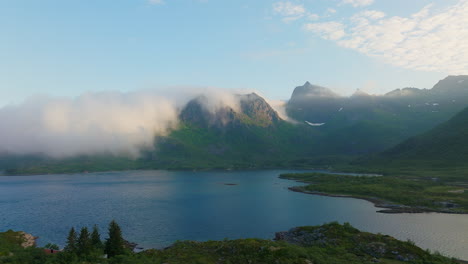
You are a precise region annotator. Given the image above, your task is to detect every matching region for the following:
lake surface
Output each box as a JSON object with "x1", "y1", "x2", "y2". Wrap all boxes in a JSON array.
[{"x1": 0, "y1": 170, "x2": 467, "y2": 260}]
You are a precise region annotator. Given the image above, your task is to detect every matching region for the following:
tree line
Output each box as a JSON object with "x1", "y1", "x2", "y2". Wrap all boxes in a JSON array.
[{"x1": 58, "y1": 220, "x2": 127, "y2": 262}]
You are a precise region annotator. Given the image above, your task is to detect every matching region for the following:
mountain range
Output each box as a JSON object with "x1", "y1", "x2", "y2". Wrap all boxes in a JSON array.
[{"x1": 2, "y1": 75, "x2": 468, "y2": 175}]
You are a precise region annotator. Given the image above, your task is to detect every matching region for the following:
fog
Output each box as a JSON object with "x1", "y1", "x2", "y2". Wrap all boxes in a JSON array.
[{"x1": 0, "y1": 88, "x2": 287, "y2": 158}]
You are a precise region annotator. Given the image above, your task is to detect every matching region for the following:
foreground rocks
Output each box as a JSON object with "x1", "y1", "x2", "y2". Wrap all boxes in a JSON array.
[{"x1": 18, "y1": 231, "x2": 37, "y2": 248}]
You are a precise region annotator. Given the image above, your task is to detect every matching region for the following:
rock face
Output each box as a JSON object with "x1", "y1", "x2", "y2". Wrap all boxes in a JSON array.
[
  {"x1": 179, "y1": 96, "x2": 237, "y2": 127},
  {"x1": 432, "y1": 75, "x2": 468, "y2": 93},
  {"x1": 19, "y1": 231, "x2": 36, "y2": 248},
  {"x1": 286, "y1": 76, "x2": 468, "y2": 155},
  {"x1": 180, "y1": 93, "x2": 280, "y2": 128},
  {"x1": 274, "y1": 227, "x2": 331, "y2": 246},
  {"x1": 239, "y1": 93, "x2": 281, "y2": 125},
  {"x1": 289, "y1": 82, "x2": 339, "y2": 102},
  {"x1": 275, "y1": 224, "x2": 419, "y2": 262}
]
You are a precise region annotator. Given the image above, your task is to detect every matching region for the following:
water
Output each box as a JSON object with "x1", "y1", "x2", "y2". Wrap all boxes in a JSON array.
[{"x1": 0, "y1": 170, "x2": 467, "y2": 260}]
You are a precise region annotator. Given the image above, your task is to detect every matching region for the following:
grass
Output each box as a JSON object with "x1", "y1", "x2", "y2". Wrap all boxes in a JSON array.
[
  {"x1": 280, "y1": 172, "x2": 468, "y2": 213},
  {"x1": 0, "y1": 223, "x2": 461, "y2": 264}
]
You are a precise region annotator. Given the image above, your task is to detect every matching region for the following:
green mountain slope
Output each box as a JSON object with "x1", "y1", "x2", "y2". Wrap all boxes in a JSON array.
[
  {"x1": 379, "y1": 106, "x2": 468, "y2": 164},
  {"x1": 287, "y1": 76, "x2": 468, "y2": 155},
  {"x1": 352, "y1": 105, "x2": 468, "y2": 181},
  {"x1": 3, "y1": 76, "x2": 468, "y2": 175},
  {"x1": 144, "y1": 93, "x2": 324, "y2": 169}
]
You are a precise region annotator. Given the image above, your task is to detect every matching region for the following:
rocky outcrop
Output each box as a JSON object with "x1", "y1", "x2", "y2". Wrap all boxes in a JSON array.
[{"x1": 19, "y1": 231, "x2": 37, "y2": 248}]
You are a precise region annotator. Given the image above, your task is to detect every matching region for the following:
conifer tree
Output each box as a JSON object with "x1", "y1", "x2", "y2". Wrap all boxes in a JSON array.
[
  {"x1": 77, "y1": 227, "x2": 91, "y2": 256},
  {"x1": 104, "y1": 220, "x2": 125, "y2": 258},
  {"x1": 64, "y1": 227, "x2": 78, "y2": 253},
  {"x1": 91, "y1": 224, "x2": 103, "y2": 250}
]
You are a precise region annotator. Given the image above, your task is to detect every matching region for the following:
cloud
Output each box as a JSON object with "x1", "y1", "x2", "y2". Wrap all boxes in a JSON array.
[
  {"x1": 305, "y1": 0, "x2": 468, "y2": 74},
  {"x1": 341, "y1": 0, "x2": 374, "y2": 7},
  {"x1": 353, "y1": 10, "x2": 385, "y2": 20},
  {"x1": 272, "y1": 1, "x2": 307, "y2": 22},
  {"x1": 326, "y1": 8, "x2": 337, "y2": 14},
  {"x1": 148, "y1": 0, "x2": 164, "y2": 5},
  {"x1": 0, "y1": 85, "x2": 299, "y2": 158},
  {"x1": 0, "y1": 88, "x2": 263, "y2": 158},
  {"x1": 0, "y1": 92, "x2": 179, "y2": 158},
  {"x1": 304, "y1": 22, "x2": 346, "y2": 40},
  {"x1": 308, "y1": 14, "x2": 320, "y2": 21}
]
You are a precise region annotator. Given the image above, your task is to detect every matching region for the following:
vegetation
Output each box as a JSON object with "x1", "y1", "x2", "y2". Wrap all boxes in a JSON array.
[
  {"x1": 105, "y1": 220, "x2": 125, "y2": 258},
  {"x1": 353, "y1": 105, "x2": 468, "y2": 182},
  {"x1": 2, "y1": 76, "x2": 468, "y2": 175},
  {"x1": 0, "y1": 222, "x2": 462, "y2": 264},
  {"x1": 280, "y1": 173, "x2": 468, "y2": 213}
]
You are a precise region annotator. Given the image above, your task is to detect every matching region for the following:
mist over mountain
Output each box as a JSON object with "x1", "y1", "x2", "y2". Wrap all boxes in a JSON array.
[
  {"x1": 0, "y1": 88, "x2": 262, "y2": 158},
  {"x1": 2, "y1": 75, "x2": 468, "y2": 174},
  {"x1": 146, "y1": 93, "x2": 318, "y2": 169},
  {"x1": 376, "y1": 105, "x2": 468, "y2": 166},
  {"x1": 286, "y1": 75, "x2": 468, "y2": 154}
]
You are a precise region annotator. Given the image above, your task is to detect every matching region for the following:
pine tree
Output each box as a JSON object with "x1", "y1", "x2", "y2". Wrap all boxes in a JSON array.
[
  {"x1": 64, "y1": 227, "x2": 77, "y2": 253},
  {"x1": 104, "y1": 220, "x2": 125, "y2": 258},
  {"x1": 77, "y1": 227, "x2": 91, "y2": 256},
  {"x1": 91, "y1": 224, "x2": 103, "y2": 250}
]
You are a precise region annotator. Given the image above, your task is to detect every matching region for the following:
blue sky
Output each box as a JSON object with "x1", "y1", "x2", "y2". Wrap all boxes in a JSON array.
[{"x1": 0, "y1": 0, "x2": 466, "y2": 106}]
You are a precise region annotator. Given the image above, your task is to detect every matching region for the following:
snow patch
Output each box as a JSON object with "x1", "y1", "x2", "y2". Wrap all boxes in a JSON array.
[{"x1": 305, "y1": 121, "x2": 325, "y2": 127}]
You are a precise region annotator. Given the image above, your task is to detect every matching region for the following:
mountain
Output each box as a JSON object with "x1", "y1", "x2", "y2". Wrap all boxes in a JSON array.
[
  {"x1": 3, "y1": 76, "x2": 468, "y2": 175},
  {"x1": 144, "y1": 93, "x2": 321, "y2": 169},
  {"x1": 377, "y1": 105, "x2": 468, "y2": 166},
  {"x1": 286, "y1": 75, "x2": 468, "y2": 155}
]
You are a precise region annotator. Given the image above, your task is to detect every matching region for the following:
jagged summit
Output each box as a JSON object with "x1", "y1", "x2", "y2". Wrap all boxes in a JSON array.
[
  {"x1": 290, "y1": 82, "x2": 339, "y2": 102},
  {"x1": 384, "y1": 87, "x2": 422, "y2": 97},
  {"x1": 180, "y1": 93, "x2": 280, "y2": 128},
  {"x1": 351, "y1": 89, "x2": 371, "y2": 97},
  {"x1": 432, "y1": 75, "x2": 468, "y2": 92},
  {"x1": 239, "y1": 93, "x2": 281, "y2": 124}
]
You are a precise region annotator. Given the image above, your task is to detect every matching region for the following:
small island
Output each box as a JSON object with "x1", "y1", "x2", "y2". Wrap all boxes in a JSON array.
[{"x1": 280, "y1": 172, "x2": 468, "y2": 214}]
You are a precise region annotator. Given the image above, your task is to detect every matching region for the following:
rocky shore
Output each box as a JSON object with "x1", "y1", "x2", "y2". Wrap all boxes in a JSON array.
[{"x1": 19, "y1": 231, "x2": 37, "y2": 248}]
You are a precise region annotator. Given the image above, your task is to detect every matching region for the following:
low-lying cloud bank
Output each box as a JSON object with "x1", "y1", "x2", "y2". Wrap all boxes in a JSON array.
[{"x1": 0, "y1": 88, "x2": 288, "y2": 158}]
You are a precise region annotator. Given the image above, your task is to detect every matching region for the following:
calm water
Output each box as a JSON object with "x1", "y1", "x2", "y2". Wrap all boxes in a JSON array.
[{"x1": 0, "y1": 170, "x2": 467, "y2": 260}]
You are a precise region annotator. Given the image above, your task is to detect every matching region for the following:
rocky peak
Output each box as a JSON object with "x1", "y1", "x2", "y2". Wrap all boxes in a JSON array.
[
  {"x1": 351, "y1": 89, "x2": 371, "y2": 97},
  {"x1": 290, "y1": 82, "x2": 339, "y2": 103},
  {"x1": 384, "y1": 88, "x2": 422, "y2": 97},
  {"x1": 180, "y1": 93, "x2": 281, "y2": 128},
  {"x1": 432, "y1": 75, "x2": 468, "y2": 92},
  {"x1": 179, "y1": 96, "x2": 235, "y2": 127},
  {"x1": 239, "y1": 93, "x2": 281, "y2": 125}
]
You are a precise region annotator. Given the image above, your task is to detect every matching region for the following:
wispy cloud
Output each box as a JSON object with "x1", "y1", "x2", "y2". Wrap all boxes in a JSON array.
[
  {"x1": 148, "y1": 0, "x2": 164, "y2": 5},
  {"x1": 341, "y1": 0, "x2": 374, "y2": 7},
  {"x1": 304, "y1": 22, "x2": 345, "y2": 40},
  {"x1": 272, "y1": 1, "x2": 307, "y2": 22},
  {"x1": 0, "y1": 88, "x2": 254, "y2": 158},
  {"x1": 304, "y1": 0, "x2": 468, "y2": 74}
]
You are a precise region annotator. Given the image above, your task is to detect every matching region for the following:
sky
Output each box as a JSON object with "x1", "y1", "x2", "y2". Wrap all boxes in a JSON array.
[{"x1": 0, "y1": 0, "x2": 467, "y2": 106}]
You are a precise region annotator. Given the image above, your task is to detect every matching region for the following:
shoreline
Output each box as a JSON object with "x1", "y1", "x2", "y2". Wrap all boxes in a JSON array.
[
  {"x1": 287, "y1": 186, "x2": 468, "y2": 214},
  {"x1": 0, "y1": 167, "x2": 327, "y2": 177}
]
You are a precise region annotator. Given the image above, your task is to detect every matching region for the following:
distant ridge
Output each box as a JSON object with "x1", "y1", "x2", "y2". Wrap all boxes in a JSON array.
[
  {"x1": 289, "y1": 82, "x2": 339, "y2": 103},
  {"x1": 379, "y1": 105, "x2": 468, "y2": 165},
  {"x1": 3, "y1": 75, "x2": 468, "y2": 174}
]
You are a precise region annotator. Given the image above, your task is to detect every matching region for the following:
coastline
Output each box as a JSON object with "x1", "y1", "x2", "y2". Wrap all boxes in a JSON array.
[{"x1": 288, "y1": 186, "x2": 468, "y2": 214}]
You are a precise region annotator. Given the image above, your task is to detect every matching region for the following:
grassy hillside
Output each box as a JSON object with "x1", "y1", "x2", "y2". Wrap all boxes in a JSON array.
[
  {"x1": 281, "y1": 173, "x2": 468, "y2": 213},
  {"x1": 0, "y1": 223, "x2": 461, "y2": 264},
  {"x1": 353, "y1": 106, "x2": 468, "y2": 182},
  {"x1": 287, "y1": 76, "x2": 468, "y2": 155},
  {"x1": 3, "y1": 76, "x2": 468, "y2": 175}
]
